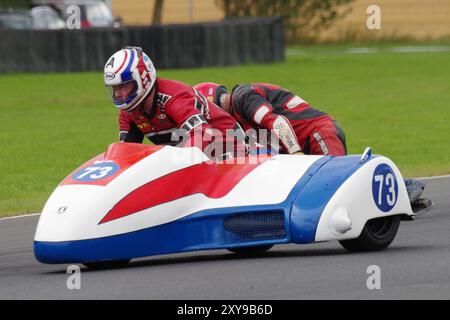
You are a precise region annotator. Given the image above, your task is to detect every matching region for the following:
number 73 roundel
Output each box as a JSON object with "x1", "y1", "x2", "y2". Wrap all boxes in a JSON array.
[
  {"x1": 60, "y1": 158, "x2": 124, "y2": 187},
  {"x1": 372, "y1": 163, "x2": 399, "y2": 212},
  {"x1": 73, "y1": 162, "x2": 120, "y2": 181}
]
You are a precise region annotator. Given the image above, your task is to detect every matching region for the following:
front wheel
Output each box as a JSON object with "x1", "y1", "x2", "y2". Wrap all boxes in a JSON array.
[
  {"x1": 83, "y1": 259, "x2": 131, "y2": 270},
  {"x1": 339, "y1": 215, "x2": 401, "y2": 252},
  {"x1": 227, "y1": 245, "x2": 273, "y2": 255}
]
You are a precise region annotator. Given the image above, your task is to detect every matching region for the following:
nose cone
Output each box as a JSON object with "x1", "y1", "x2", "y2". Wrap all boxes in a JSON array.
[
  {"x1": 33, "y1": 184, "x2": 112, "y2": 264},
  {"x1": 34, "y1": 185, "x2": 109, "y2": 242}
]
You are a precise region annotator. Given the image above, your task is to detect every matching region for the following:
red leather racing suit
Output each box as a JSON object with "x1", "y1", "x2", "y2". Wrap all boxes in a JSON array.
[
  {"x1": 119, "y1": 78, "x2": 245, "y2": 159},
  {"x1": 229, "y1": 83, "x2": 347, "y2": 156}
]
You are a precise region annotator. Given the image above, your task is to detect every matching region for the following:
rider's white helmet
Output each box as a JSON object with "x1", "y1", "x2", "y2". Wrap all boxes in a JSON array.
[{"x1": 104, "y1": 47, "x2": 156, "y2": 112}]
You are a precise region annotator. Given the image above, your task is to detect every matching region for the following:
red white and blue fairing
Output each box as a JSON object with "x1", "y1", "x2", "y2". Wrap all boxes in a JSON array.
[{"x1": 34, "y1": 143, "x2": 414, "y2": 264}]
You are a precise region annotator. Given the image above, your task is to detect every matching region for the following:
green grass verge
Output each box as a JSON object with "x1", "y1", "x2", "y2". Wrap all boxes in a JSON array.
[{"x1": 1, "y1": 44, "x2": 449, "y2": 217}]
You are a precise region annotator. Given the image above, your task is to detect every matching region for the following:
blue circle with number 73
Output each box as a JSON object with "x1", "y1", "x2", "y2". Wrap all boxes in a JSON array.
[
  {"x1": 372, "y1": 164, "x2": 398, "y2": 212},
  {"x1": 72, "y1": 162, "x2": 120, "y2": 181}
]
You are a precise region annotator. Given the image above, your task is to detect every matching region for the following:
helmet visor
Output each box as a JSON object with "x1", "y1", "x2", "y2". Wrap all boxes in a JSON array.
[{"x1": 106, "y1": 80, "x2": 138, "y2": 108}]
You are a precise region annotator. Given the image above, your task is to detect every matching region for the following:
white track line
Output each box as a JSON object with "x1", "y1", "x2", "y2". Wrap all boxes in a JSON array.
[
  {"x1": 346, "y1": 48, "x2": 380, "y2": 54},
  {"x1": 347, "y1": 46, "x2": 450, "y2": 54},
  {"x1": 286, "y1": 46, "x2": 450, "y2": 56},
  {"x1": 1, "y1": 174, "x2": 449, "y2": 222},
  {"x1": 391, "y1": 46, "x2": 450, "y2": 53},
  {"x1": 0, "y1": 213, "x2": 40, "y2": 222},
  {"x1": 415, "y1": 174, "x2": 450, "y2": 180}
]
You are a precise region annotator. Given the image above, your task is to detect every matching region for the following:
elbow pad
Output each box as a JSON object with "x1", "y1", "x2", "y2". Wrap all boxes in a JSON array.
[
  {"x1": 271, "y1": 116, "x2": 301, "y2": 154},
  {"x1": 119, "y1": 131, "x2": 128, "y2": 142}
]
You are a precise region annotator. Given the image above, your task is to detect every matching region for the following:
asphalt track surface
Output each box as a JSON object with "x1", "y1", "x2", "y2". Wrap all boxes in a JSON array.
[{"x1": 1, "y1": 177, "x2": 449, "y2": 300}]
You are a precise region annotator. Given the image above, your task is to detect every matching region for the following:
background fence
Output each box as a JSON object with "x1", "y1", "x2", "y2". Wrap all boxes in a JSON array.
[{"x1": 0, "y1": 17, "x2": 284, "y2": 73}]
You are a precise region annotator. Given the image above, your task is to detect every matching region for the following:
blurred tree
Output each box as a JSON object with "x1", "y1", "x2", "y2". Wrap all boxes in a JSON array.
[
  {"x1": 0, "y1": 0, "x2": 30, "y2": 9},
  {"x1": 153, "y1": 0, "x2": 164, "y2": 24},
  {"x1": 216, "y1": 0, "x2": 354, "y2": 42}
]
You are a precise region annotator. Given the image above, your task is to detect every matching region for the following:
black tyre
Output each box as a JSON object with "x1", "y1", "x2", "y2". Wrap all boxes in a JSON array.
[
  {"x1": 228, "y1": 245, "x2": 273, "y2": 255},
  {"x1": 339, "y1": 215, "x2": 401, "y2": 252},
  {"x1": 83, "y1": 259, "x2": 131, "y2": 270}
]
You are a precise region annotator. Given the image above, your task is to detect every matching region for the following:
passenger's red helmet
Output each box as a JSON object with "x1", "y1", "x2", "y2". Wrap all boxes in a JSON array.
[{"x1": 193, "y1": 82, "x2": 228, "y2": 107}]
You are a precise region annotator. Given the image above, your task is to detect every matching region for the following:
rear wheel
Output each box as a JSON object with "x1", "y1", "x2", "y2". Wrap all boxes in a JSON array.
[
  {"x1": 339, "y1": 215, "x2": 401, "y2": 252},
  {"x1": 227, "y1": 245, "x2": 273, "y2": 255},
  {"x1": 83, "y1": 259, "x2": 131, "y2": 270}
]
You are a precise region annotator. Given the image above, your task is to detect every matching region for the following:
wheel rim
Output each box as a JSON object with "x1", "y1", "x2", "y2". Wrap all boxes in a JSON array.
[{"x1": 367, "y1": 216, "x2": 397, "y2": 240}]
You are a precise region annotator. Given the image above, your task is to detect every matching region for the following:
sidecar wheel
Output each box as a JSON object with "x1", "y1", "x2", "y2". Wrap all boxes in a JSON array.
[
  {"x1": 228, "y1": 245, "x2": 273, "y2": 255},
  {"x1": 339, "y1": 215, "x2": 401, "y2": 252}
]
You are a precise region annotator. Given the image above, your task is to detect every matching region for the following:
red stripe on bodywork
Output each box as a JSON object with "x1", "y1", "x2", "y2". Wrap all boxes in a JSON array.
[{"x1": 99, "y1": 157, "x2": 268, "y2": 224}]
